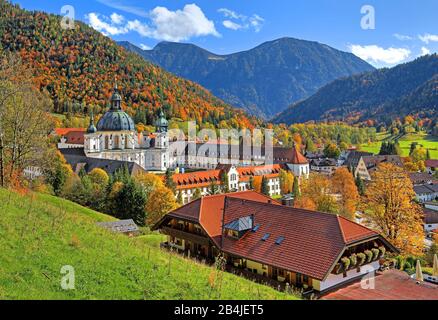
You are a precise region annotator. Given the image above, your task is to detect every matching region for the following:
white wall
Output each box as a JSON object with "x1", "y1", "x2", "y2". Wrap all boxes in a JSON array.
[{"x1": 316, "y1": 260, "x2": 380, "y2": 292}]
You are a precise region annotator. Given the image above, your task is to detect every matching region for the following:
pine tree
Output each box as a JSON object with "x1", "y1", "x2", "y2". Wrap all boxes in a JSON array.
[
  {"x1": 193, "y1": 188, "x2": 202, "y2": 200},
  {"x1": 165, "y1": 168, "x2": 175, "y2": 193},
  {"x1": 221, "y1": 171, "x2": 229, "y2": 193},
  {"x1": 292, "y1": 176, "x2": 300, "y2": 198},
  {"x1": 209, "y1": 181, "x2": 219, "y2": 195},
  {"x1": 354, "y1": 174, "x2": 365, "y2": 196},
  {"x1": 248, "y1": 176, "x2": 254, "y2": 190},
  {"x1": 261, "y1": 176, "x2": 270, "y2": 196}
]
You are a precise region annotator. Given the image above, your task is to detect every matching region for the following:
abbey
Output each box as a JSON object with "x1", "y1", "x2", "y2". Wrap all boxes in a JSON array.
[
  {"x1": 84, "y1": 82, "x2": 170, "y2": 171},
  {"x1": 83, "y1": 81, "x2": 310, "y2": 176}
]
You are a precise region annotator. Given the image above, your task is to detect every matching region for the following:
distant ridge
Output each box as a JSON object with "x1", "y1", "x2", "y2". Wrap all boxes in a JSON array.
[
  {"x1": 273, "y1": 54, "x2": 438, "y2": 124},
  {"x1": 119, "y1": 37, "x2": 374, "y2": 118}
]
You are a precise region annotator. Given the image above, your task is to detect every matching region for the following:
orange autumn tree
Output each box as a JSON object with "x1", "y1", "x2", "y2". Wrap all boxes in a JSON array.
[
  {"x1": 294, "y1": 173, "x2": 338, "y2": 213},
  {"x1": 332, "y1": 167, "x2": 360, "y2": 220},
  {"x1": 362, "y1": 163, "x2": 424, "y2": 256},
  {"x1": 253, "y1": 176, "x2": 263, "y2": 193}
]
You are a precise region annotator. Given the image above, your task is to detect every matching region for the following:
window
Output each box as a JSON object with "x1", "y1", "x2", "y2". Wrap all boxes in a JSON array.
[
  {"x1": 252, "y1": 224, "x2": 261, "y2": 232},
  {"x1": 261, "y1": 233, "x2": 270, "y2": 241}
]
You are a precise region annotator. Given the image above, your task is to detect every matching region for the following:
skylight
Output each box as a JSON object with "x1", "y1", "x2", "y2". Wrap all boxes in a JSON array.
[
  {"x1": 275, "y1": 236, "x2": 285, "y2": 245},
  {"x1": 252, "y1": 224, "x2": 260, "y2": 232},
  {"x1": 261, "y1": 233, "x2": 270, "y2": 241}
]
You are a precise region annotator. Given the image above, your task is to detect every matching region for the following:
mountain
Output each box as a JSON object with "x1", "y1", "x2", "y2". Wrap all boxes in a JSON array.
[
  {"x1": 0, "y1": 1, "x2": 258, "y2": 129},
  {"x1": 119, "y1": 38, "x2": 374, "y2": 118},
  {"x1": 273, "y1": 54, "x2": 438, "y2": 124}
]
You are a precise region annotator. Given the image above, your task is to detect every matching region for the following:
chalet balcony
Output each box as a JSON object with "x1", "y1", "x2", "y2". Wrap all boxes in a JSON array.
[{"x1": 161, "y1": 226, "x2": 210, "y2": 246}]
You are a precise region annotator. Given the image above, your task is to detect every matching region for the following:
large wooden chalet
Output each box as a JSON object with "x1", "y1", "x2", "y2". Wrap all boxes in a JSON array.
[{"x1": 153, "y1": 191, "x2": 398, "y2": 293}]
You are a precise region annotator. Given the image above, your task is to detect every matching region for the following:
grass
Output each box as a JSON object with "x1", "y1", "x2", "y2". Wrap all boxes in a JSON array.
[
  {"x1": 0, "y1": 188, "x2": 299, "y2": 300},
  {"x1": 359, "y1": 132, "x2": 438, "y2": 158}
]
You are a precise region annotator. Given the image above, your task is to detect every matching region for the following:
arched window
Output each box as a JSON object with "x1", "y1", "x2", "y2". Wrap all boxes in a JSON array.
[
  {"x1": 114, "y1": 135, "x2": 120, "y2": 149},
  {"x1": 105, "y1": 136, "x2": 109, "y2": 149}
]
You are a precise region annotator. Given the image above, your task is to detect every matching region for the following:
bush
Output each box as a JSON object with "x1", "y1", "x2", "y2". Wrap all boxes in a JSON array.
[
  {"x1": 404, "y1": 261, "x2": 412, "y2": 270},
  {"x1": 364, "y1": 250, "x2": 373, "y2": 263},
  {"x1": 341, "y1": 257, "x2": 350, "y2": 270},
  {"x1": 357, "y1": 253, "x2": 366, "y2": 266},
  {"x1": 349, "y1": 253, "x2": 357, "y2": 267},
  {"x1": 378, "y1": 246, "x2": 386, "y2": 258},
  {"x1": 371, "y1": 248, "x2": 380, "y2": 261}
]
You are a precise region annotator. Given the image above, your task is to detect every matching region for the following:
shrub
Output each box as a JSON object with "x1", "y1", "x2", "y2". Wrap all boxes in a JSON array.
[
  {"x1": 364, "y1": 250, "x2": 373, "y2": 263},
  {"x1": 341, "y1": 257, "x2": 350, "y2": 270},
  {"x1": 357, "y1": 253, "x2": 366, "y2": 266},
  {"x1": 371, "y1": 248, "x2": 380, "y2": 260},
  {"x1": 349, "y1": 253, "x2": 357, "y2": 267},
  {"x1": 378, "y1": 246, "x2": 386, "y2": 258}
]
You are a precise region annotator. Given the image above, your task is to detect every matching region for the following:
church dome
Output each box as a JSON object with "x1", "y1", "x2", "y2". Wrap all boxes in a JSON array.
[
  {"x1": 96, "y1": 79, "x2": 135, "y2": 132},
  {"x1": 97, "y1": 110, "x2": 135, "y2": 131}
]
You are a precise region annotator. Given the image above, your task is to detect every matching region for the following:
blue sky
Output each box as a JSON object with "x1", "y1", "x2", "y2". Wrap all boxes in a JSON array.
[{"x1": 12, "y1": 0, "x2": 438, "y2": 67}]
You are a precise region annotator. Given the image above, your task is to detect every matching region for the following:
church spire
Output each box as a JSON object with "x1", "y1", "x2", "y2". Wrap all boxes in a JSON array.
[
  {"x1": 87, "y1": 110, "x2": 97, "y2": 133},
  {"x1": 110, "y1": 76, "x2": 122, "y2": 111}
]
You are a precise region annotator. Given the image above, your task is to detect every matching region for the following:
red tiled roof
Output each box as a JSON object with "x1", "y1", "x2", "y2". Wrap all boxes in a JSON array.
[
  {"x1": 322, "y1": 270, "x2": 438, "y2": 300},
  {"x1": 426, "y1": 159, "x2": 438, "y2": 168},
  {"x1": 221, "y1": 198, "x2": 378, "y2": 280},
  {"x1": 290, "y1": 144, "x2": 308, "y2": 164},
  {"x1": 54, "y1": 128, "x2": 85, "y2": 136},
  {"x1": 159, "y1": 191, "x2": 382, "y2": 280},
  {"x1": 64, "y1": 131, "x2": 85, "y2": 145},
  {"x1": 173, "y1": 170, "x2": 222, "y2": 189}
]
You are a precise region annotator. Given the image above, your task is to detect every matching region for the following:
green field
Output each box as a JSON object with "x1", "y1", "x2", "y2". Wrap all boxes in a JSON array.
[
  {"x1": 0, "y1": 188, "x2": 298, "y2": 300},
  {"x1": 359, "y1": 132, "x2": 438, "y2": 158}
]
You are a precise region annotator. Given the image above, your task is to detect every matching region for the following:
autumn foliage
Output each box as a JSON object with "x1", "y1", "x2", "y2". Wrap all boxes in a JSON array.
[{"x1": 362, "y1": 163, "x2": 424, "y2": 256}]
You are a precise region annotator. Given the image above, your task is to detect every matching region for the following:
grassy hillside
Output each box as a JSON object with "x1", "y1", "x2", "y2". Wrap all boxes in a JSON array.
[
  {"x1": 359, "y1": 132, "x2": 438, "y2": 158},
  {"x1": 0, "y1": 188, "x2": 297, "y2": 300}
]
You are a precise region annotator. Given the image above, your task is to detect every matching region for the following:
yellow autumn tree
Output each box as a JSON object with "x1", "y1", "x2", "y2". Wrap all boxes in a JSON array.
[
  {"x1": 296, "y1": 173, "x2": 338, "y2": 213},
  {"x1": 133, "y1": 172, "x2": 164, "y2": 194},
  {"x1": 146, "y1": 187, "x2": 178, "y2": 226},
  {"x1": 279, "y1": 169, "x2": 294, "y2": 194},
  {"x1": 332, "y1": 167, "x2": 359, "y2": 220},
  {"x1": 362, "y1": 163, "x2": 424, "y2": 256}
]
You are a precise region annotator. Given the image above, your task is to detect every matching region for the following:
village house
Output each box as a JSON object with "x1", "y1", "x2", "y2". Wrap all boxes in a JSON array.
[
  {"x1": 414, "y1": 184, "x2": 438, "y2": 203},
  {"x1": 426, "y1": 159, "x2": 438, "y2": 175},
  {"x1": 153, "y1": 191, "x2": 398, "y2": 294},
  {"x1": 55, "y1": 128, "x2": 86, "y2": 149},
  {"x1": 173, "y1": 164, "x2": 283, "y2": 204},
  {"x1": 409, "y1": 172, "x2": 435, "y2": 186},
  {"x1": 354, "y1": 155, "x2": 403, "y2": 181},
  {"x1": 423, "y1": 207, "x2": 438, "y2": 233},
  {"x1": 309, "y1": 158, "x2": 338, "y2": 176}
]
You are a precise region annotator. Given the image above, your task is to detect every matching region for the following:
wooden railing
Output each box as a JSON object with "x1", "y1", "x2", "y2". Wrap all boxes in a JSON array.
[{"x1": 161, "y1": 226, "x2": 210, "y2": 246}]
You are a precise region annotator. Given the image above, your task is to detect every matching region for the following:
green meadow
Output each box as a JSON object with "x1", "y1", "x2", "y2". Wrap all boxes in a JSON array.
[
  {"x1": 359, "y1": 132, "x2": 438, "y2": 158},
  {"x1": 0, "y1": 188, "x2": 298, "y2": 300}
]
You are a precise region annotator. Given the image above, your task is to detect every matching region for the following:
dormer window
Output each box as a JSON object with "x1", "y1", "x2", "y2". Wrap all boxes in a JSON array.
[{"x1": 224, "y1": 215, "x2": 254, "y2": 239}]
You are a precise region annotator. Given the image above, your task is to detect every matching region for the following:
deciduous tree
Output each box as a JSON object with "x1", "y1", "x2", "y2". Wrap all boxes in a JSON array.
[{"x1": 362, "y1": 163, "x2": 424, "y2": 256}]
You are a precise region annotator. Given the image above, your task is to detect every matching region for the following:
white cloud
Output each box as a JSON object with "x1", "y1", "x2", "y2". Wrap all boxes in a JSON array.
[
  {"x1": 110, "y1": 12, "x2": 124, "y2": 24},
  {"x1": 96, "y1": 0, "x2": 149, "y2": 18},
  {"x1": 87, "y1": 4, "x2": 219, "y2": 42},
  {"x1": 223, "y1": 20, "x2": 242, "y2": 30},
  {"x1": 139, "y1": 43, "x2": 151, "y2": 50},
  {"x1": 218, "y1": 8, "x2": 245, "y2": 20},
  {"x1": 86, "y1": 12, "x2": 128, "y2": 36},
  {"x1": 421, "y1": 47, "x2": 431, "y2": 56},
  {"x1": 218, "y1": 8, "x2": 264, "y2": 32},
  {"x1": 393, "y1": 33, "x2": 413, "y2": 41},
  {"x1": 349, "y1": 45, "x2": 411, "y2": 66},
  {"x1": 148, "y1": 4, "x2": 220, "y2": 41},
  {"x1": 419, "y1": 33, "x2": 438, "y2": 44},
  {"x1": 249, "y1": 14, "x2": 264, "y2": 33}
]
